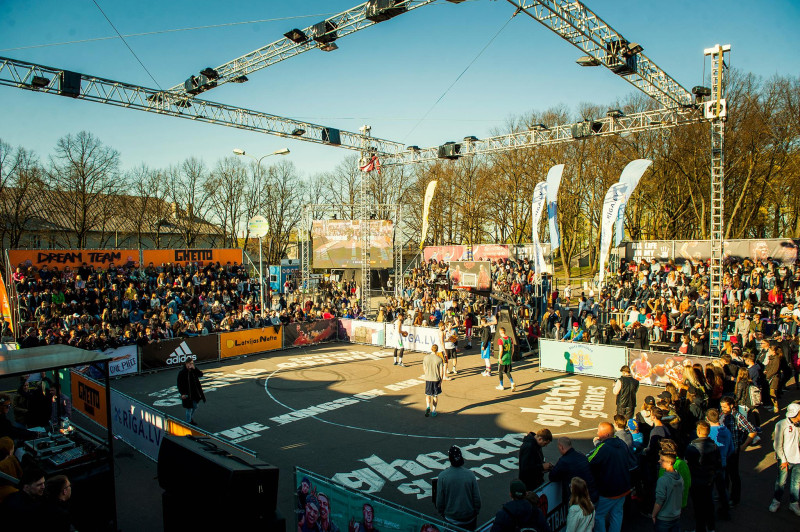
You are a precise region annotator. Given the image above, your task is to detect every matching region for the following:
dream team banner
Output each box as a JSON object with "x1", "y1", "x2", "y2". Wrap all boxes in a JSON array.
[{"x1": 9, "y1": 249, "x2": 139, "y2": 269}]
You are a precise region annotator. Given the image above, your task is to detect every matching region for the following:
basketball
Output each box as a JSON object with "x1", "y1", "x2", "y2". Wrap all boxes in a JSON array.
[{"x1": 402, "y1": 331, "x2": 409, "y2": 337}]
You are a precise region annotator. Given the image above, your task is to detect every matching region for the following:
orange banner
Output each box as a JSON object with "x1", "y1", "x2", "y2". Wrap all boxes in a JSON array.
[
  {"x1": 70, "y1": 371, "x2": 108, "y2": 428},
  {"x1": 220, "y1": 326, "x2": 283, "y2": 359},
  {"x1": 0, "y1": 272, "x2": 12, "y2": 334},
  {"x1": 9, "y1": 249, "x2": 139, "y2": 270},
  {"x1": 142, "y1": 248, "x2": 243, "y2": 267}
]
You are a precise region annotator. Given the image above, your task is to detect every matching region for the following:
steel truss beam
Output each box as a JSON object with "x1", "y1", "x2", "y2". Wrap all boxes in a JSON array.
[
  {"x1": 385, "y1": 106, "x2": 704, "y2": 165},
  {"x1": 0, "y1": 56, "x2": 405, "y2": 155},
  {"x1": 168, "y1": 1, "x2": 438, "y2": 95},
  {"x1": 506, "y1": 1, "x2": 693, "y2": 108}
]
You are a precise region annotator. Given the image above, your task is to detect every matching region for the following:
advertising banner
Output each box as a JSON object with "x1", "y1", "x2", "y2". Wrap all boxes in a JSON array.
[
  {"x1": 70, "y1": 371, "x2": 108, "y2": 428},
  {"x1": 283, "y1": 319, "x2": 338, "y2": 348},
  {"x1": 140, "y1": 335, "x2": 219, "y2": 371},
  {"x1": 531, "y1": 181, "x2": 548, "y2": 275},
  {"x1": 624, "y1": 239, "x2": 798, "y2": 266},
  {"x1": 420, "y1": 180, "x2": 438, "y2": 249},
  {"x1": 628, "y1": 349, "x2": 719, "y2": 387},
  {"x1": 423, "y1": 245, "x2": 511, "y2": 263},
  {"x1": 598, "y1": 182, "x2": 629, "y2": 285},
  {"x1": 614, "y1": 159, "x2": 652, "y2": 247},
  {"x1": 448, "y1": 260, "x2": 492, "y2": 294},
  {"x1": 110, "y1": 389, "x2": 168, "y2": 460},
  {"x1": 545, "y1": 164, "x2": 564, "y2": 252},
  {"x1": 9, "y1": 249, "x2": 139, "y2": 269},
  {"x1": 0, "y1": 272, "x2": 13, "y2": 335},
  {"x1": 142, "y1": 248, "x2": 243, "y2": 267},
  {"x1": 103, "y1": 345, "x2": 138, "y2": 377},
  {"x1": 295, "y1": 469, "x2": 459, "y2": 532},
  {"x1": 337, "y1": 319, "x2": 385, "y2": 346},
  {"x1": 311, "y1": 220, "x2": 394, "y2": 268},
  {"x1": 385, "y1": 325, "x2": 440, "y2": 353},
  {"x1": 539, "y1": 339, "x2": 628, "y2": 379},
  {"x1": 220, "y1": 326, "x2": 283, "y2": 359}
]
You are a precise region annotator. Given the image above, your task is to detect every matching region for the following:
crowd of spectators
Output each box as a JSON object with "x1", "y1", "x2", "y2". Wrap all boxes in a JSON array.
[{"x1": 9, "y1": 260, "x2": 362, "y2": 351}]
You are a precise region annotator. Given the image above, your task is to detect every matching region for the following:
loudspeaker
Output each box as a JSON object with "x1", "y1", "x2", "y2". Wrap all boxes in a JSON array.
[
  {"x1": 312, "y1": 20, "x2": 338, "y2": 44},
  {"x1": 158, "y1": 435, "x2": 279, "y2": 516},
  {"x1": 60, "y1": 71, "x2": 81, "y2": 98},
  {"x1": 162, "y1": 491, "x2": 286, "y2": 532},
  {"x1": 437, "y1": 142, "x2": 461, "y2": 160},
  {"x1": 322, "y1": 127, "x2": 341, "y2": 145}
]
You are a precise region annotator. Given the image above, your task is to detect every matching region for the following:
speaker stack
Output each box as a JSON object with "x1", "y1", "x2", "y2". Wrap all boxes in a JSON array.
[{"x1": 158, "y1": 435, "x2": 285, "y2": 531}]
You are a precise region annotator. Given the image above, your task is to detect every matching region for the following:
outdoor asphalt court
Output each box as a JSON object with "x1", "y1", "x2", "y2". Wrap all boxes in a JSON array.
[{"x1": 110, "y1": 342, "x2": 800, "y2": 531}]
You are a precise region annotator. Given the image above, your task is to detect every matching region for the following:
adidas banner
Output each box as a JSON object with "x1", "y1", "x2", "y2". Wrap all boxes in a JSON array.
[
  {"x1": 141, "y1": 335, "x2": 219, "y2": 370},
  {"x1": 283, "y1": 319, "x2": 338, "y2": 348}
]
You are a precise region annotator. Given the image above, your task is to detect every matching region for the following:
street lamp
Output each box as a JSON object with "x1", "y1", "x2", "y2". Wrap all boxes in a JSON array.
[{"x1": 234, "y1": 147, "x2": 290, "y2": 316}]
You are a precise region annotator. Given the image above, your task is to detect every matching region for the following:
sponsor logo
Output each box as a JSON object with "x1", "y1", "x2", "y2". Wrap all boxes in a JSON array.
[
  {"x1": 226, "y1": 334, "x2": 279, "y2": 349},
  {"x1": 166, "y1": 341, "x2": 196, "y2": 365}
]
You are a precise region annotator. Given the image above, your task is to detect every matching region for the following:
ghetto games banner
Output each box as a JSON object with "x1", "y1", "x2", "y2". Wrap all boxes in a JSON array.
[
  {"x1": 338, "y1": 319, "x2": 385, "y2": 346},
  {"x1": 295, "y1": 469, "x2": 460, "y2": 532},
  {"x1": 142, "y1": 248, "x2": 243, "y2": 267},
  {"x1": 284, "y1": 319, "x2": 338, "y2": 348},
  {"x1": 539, "y1": 339, "x2": 627, "y2": 380},
  {"x1": 628, "y1": 349, "x2": 719, "y2": 387},
  {"x1": 140, "y1": 335, "x2": 219, "y2": 371},
  {"x1": 448, "y1": 261, "x2": 492, "y2": 294}
]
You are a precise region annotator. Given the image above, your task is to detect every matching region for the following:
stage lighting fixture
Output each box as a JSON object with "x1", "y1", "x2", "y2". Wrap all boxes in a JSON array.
[
  {"x1": 626, "y1": 42, "x2": 643, "y2": 55},
  {"x1": 463, "y1": 135, "x2": 478, "y2": 142},
  {"x1": 200, "y1": 67, "x2": 219, "y2": 80},
  {"x1": 407, "y1": 145, "x2": 420, "y2": 151},
  {"x1": 30, "y1": 76, "x2": 50, "y2": 88},
  {"x1": 284, "y1": 28, "x2": 309, "y2": 44},
  {"x1": 291, "y1": 128, "x2": 306, "y2": 136},
  {"x1": 606, "y1": 109, "x2": 624, "y2": 118},
  {"x1": 692, "y1": 86, "x2": 711, "y2": 97},
  {"x1": 312, "y1": 20, "x2": 338, "y2": 44},
  {"x1": 576, "y1": 56, "x2": 600, "y2": 67},
  {"x1": 319, "y1": 42, "x2": 338, "y2": 52},
  {"x1": 230, "y1": 75, "x2": 248, "y2": 83},
  {"x1": 528, "y1": 123, "x2": 549, "y2": 131}
]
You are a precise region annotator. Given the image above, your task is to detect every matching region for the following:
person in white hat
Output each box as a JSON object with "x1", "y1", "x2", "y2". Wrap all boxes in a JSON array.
[{"x1": 769, "y1": 402, "x2": 800, "y2": 515}]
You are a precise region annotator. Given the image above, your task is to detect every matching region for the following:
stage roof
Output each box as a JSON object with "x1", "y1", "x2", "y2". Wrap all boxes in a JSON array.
[{"x1": 0, "y1": 344, "x2": 111, "y2": 377}]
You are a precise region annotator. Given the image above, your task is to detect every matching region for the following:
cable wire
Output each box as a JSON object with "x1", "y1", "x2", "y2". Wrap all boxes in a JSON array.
[
  {"x1": 401, "y1": 12, "x2": 515, "y2": 142},
  {"x1": 90, "y1": 0, "x2": 164, "y2": 90}
]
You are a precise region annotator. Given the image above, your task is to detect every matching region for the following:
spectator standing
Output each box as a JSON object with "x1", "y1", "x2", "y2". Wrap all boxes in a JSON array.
[
  {"x1": 489, "y1": 479, "x2": 550, "y2": 532},
  {"x1": 768, "y1": 402, "x2": 800, "y2": 515},
  {"x1": 612, "y1": 366, "x2": 639, "y2": 419},
  {"x1": 545, "y1": 436, "x2": 598, "y2": 502},
  {"x1": 685, "y1": 421, "x2": 722, "y2": 532},
  {"x1": 423, "y1": 345, "x2": 444, "y2": 418},
  {"x1": 177, "y1": 358, "x2": 206, "y2": 425},
  {"x1": 587, "y1": 422, "x2": 634, "y2": 532},
  {"x1": 707, "y1": 408, "x2": 733, "y2": 519},
  {"x1": 566, "y1": 477, "x2": 595, "y2": 532},
  {"x1": 436, "y1": 446, "x2": 481, "y2": 530},
  {"x1": 651, "y1": 453, "x2": 684, "y2": 532},
  {"x1": 720, "y1": 396, "x2": 757, "y2": 507},
  {"x1": 519, "y1": 428, "x2": 553, "y2": 491}
]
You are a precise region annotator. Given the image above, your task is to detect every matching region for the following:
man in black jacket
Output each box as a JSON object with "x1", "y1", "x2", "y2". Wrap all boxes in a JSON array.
[
  {"x1": 685, "y1": 421, "x2": 722, "y2": 532},
  {"x1": 588, "y1": 422, "x2": 636, "y2": 532},
  {"x1": 519, "y1": 428, "x2": 552, "y2": 491},
  {"x1": 489, "y1": 479, "x2": 550, "y2": 532},
  {"x1": 177, "y1": 358, "x2": 206, "y2": 425},
  {"x1": 545, "y1": 436, "x2": 598, "y2": 502},
  {"x1": 613, "y1": 365, "x2": 639, "y2": 419}
]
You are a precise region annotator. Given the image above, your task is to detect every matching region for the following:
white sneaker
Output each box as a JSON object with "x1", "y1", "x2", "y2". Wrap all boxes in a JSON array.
[
  {"x1": 790, "y1": 502, "x2": 800, "y2": 516},
  {"x1": 452, "y1": 368, "x2": 457, "y2": 374},
  {"x1": 495, "y1": 385, "x2": 504, "y2": 391},
  {"x1": 511, "y1": 383, "x2": 516, "y2": 392},
  {"x1": 398, "y1": 362, "x2": 405, "y2": 367},
  {"x1": 769, "y1": 499, "x2": 780, "y2": 512},
  {"x1": 752, "y1": 435, "x2": 761, "y2": 445}
]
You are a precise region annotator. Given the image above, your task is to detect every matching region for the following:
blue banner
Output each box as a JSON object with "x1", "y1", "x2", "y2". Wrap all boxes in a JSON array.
[{"x1": 545, "y1": 164, "x2": 564, "y2": 251}]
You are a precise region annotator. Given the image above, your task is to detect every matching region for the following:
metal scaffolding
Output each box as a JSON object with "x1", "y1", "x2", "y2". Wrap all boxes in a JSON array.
[{"x1": 705, "y1": 44, "x2": 730, "y2": 353}]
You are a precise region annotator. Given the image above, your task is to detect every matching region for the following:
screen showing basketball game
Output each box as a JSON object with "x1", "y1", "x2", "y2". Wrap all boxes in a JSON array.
[
  {"x1": 448, "y1": 261, "x2": 492, "y2": 294},
  {"x1": 311, "y1": 220, "x2": 394, "y2": 268}
]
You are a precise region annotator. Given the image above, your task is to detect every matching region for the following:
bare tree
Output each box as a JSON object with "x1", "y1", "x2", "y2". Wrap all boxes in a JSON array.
[{"x1": 166, "y1": 157, "x2": 215, "y2": 248}]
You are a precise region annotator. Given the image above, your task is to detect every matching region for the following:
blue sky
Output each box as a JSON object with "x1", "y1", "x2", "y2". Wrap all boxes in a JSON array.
[{"x1": 1, "y1": 0, "x2": 799, "y2": 179}]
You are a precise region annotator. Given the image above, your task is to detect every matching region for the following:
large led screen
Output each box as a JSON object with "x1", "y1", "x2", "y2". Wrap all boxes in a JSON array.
[{"x1": 312, "y1": 220, "x2": 393, "y2": 268}]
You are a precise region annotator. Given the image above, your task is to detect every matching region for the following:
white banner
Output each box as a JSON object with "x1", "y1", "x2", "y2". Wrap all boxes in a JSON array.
[
  {"x1": 384, "y1": 325, "x2": 440, "y2": 353},
  {"x1": 545, "y1": 164, "x2": 564, "y2": 251},
  {"x1": 531, "y1": 181, "x2": 548, "y2": 274},
  {"x1": 110, "y1": 390, "x2": 168, "y2": 460},
  {"x1": 614, "y1": 159, "x2": 652, "y2": 247},
  {"x1": 102, "y1": 345, "x2": 139, "y2": 377},
  {"x1": 419, "y1": 180, "x2": 438, "y2": 249},
  {"x1": 338, "y1": 319, "x2": 385, "y2": 346},
  {"x1": 599, "y1": 182, "x2": 629, "y2": 285}
]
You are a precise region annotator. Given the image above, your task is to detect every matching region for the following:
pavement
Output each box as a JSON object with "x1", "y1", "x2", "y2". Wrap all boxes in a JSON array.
[{"x1": 5, "y1": 341, "x2": 799, "y2": 531}]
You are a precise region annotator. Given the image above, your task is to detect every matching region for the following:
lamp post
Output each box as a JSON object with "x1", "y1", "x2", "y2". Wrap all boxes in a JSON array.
[{"x1": 235, "y1": 147, "x2": 290, "y2": 316}]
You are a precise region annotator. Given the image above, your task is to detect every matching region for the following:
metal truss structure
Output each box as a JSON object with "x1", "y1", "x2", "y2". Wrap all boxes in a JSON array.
[
  {"x1": 384, "y1": 106, "x2": 704, "y2": 165},
  {"x1": 0, "y1": 56, "x2": 404, "y2": 155},
  {"x1": 169, "y1": 0, "x2": 439, "y2": 95},
  {"x1": 506, "y1": 0, "x2": 692, "y2": 108}
]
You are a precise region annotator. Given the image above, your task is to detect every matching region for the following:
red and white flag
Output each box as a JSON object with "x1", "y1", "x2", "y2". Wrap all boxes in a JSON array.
[{"x1": 359, "y1": 155, "x2": 381, "y2": 174}]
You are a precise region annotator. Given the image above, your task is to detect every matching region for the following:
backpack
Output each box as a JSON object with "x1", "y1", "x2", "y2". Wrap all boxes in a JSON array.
[{"x1": 747, "y1": 384, "x2": 762, "y2": 407}]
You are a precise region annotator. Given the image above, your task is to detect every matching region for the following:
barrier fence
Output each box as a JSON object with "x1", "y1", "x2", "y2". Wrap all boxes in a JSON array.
[{"x1": 539, "y1": 338, "x2": 720, "y2": 387}]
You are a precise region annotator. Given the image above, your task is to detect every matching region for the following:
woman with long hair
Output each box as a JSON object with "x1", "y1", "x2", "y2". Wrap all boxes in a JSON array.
[{"x1": 566, "y1": 477, "x2": 595, "y2": 532}]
